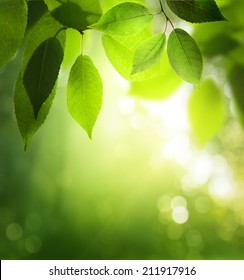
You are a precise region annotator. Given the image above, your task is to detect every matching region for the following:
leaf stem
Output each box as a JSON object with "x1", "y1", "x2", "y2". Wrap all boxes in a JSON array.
[{"x1": 158, "y1": 0, "x2": 175, "y2": 30}]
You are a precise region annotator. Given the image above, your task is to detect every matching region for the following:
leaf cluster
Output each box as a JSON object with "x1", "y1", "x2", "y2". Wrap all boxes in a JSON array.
[{"x1": 0, "y1": 0, "x2": 228, "y2": 148}]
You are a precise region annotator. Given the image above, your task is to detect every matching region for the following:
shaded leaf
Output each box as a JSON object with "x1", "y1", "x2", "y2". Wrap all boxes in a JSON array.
[
  {"x1": 0, "y1": 0, "x2": 27, "y2": 67},
  {"x1": 132, "y1": 33, "x2": 166, "y2": 74},
  {"x1": 14, "y1": 15, "x2": 66, "y2": 149},
  {"x1": 228, "y1": 64, "x2": 244, "y2": 123},
  {"x1": 188, "y1": 79, "x2": 225, "y2": 145},
  {"x1": 27, "y1": 0, "x2": 48, "y2": 29},
  {"x1": 44, "y1": 0, "x2": 102, "y2": 23},
  {"x1": 23, "y1": 37, "x2": 64, "y2": 119},
  {"x1": 90, "y1": 2, "x2": 153, "y2": 36},
  {"x1": 167, "y1": 28, "x2": 203, "y2": 84},
  {"x1": 67, "y1": 55, "x2": 102, "y2": 138},
  {"x1": 167, "y1": 0, "x2": 226, "y2": 23},
  {"x1": 51, "y1": 2, "x2": 101, "y2": 30}
]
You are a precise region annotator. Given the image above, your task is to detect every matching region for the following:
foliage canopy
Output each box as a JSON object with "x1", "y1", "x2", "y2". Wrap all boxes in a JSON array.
[{"x1": 1, "y1": 0, "x2": 242, "y2": 149}]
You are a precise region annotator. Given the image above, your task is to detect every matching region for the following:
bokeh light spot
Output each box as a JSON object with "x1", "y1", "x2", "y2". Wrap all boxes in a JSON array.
[
  {"x1": 25, "y1": 235, "x2": 42, "y2": 254},
  {"x1": 6, "y1": 223, "x2": 23, "y2": 241},
  {"x1": 172, "y1": 206, "x2": 189, "y2": 224},
  {"x1": 171, "y1": 196, "x2": 187, "y2": 210}
]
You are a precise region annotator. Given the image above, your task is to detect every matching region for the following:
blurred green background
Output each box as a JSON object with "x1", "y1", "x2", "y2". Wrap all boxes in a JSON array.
[{"x1": 0, "y1": 0, "x2": 244, "y2": 259}]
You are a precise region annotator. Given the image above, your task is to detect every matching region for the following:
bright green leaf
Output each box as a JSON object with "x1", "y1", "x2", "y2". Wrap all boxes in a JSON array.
[
  {"x1": 14, "y1": 15, "x2": 66, "y2": 149},
  {"x1": 188, "y1": 79, "x2": 225, "y2": 145},
  {"x1": 0, "y1": 0, "x2": 27, "y2": 68},
  {"x1": 67, "y1": 55, "x2": 102, "y2": 138},
  {"x1": 132, "y1": 33, "x2": 166, "y2": 74},
  {"x1": 23, "y1": 37, "x2": 64, "y2": 119},
  {"x1": 102, "y1": 31, "x2": 162, "y2": 81},
  {"x1": 167, "y1": 28, "x2": 203, "y2": 84},
  {"x1": 167, "y1": 0, "x2": 226, "y2": 23},
  {"x1": 130, "y1": 53, "x2": 182, "y2": 100},
  {"x1": 90, "y1": 2, "x2": 153, "y2": 36},
  {"x1": 51, "y1": 2, "x2": 101, "y2": 30}
]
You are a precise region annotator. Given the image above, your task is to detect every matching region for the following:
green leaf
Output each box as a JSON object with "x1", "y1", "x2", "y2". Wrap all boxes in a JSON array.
[
  {"x1": 14, "y1": 75, "x2": 58, "y2": 151},
  {"x1": 188, "y1": 79, "x2": 225, "y2": 145},
  {"x1": 23, "y1": 37, "x2": 64, "y2": 119},
  {"x1": 51, "y1": 2, "x2": 101, "y2": 30},
  {"x1": 132, "y1": 33, "x2": 166, "y2": 74},
  {"x1": 130, "y1": 53, "x2": 182, "y2": 100},
  {"x1": 167, "y1": 28, "x2": 203, "y2": 84},
  {"x1": 14, "y1": 15, "x2": 66, "y2": 149},
  {"x1": 102, "y1": 31, "x2": 162, "y2": 81},
  {"x1": 228, "y1": 64, "x2": 244, "y2": 123},
  {"x1": 44, "y1": 0, "x2": 102, "y2": 24},
  {"x1": 27, "y1": 0, "x2": 48, "y2": 29},
  {"x1": 89, "y1": 2, "x2": 153, "y2": 36},
  {"x1": 167, "y1": 0, "x2": 226, "y2": 23},
  {"x1": 67, "y1": 55, "x2": 102, "y2": 138},
  {"x1": 0, "y1": 0, "x2": 27, "y2": 68}
]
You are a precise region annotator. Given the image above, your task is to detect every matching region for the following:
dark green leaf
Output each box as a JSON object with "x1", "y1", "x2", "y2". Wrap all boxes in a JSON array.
[
  {"x1": 132, "y1": 33, "x2": 166, "y2": 74},
  {"x1": 228, "y1": 64, "x2": 244, "y2": 123},
  {"x1": 27, "y1": 0, "x2": 48, "y2": 29},
  {"x1": 90, "y1": 2, "x2": 153, "y2": 36},
  {"x1": 167, "y1": 0, "x2": 226, "y2": 23},
  {"x1": 167, "y1": 28, "x2": 203, "y2": 84},
  {"x1": 23, "y1": 37, "x2": 64, "y2": 119},
  {"x1": 67, "y1": 55, "x2": 102, "y2": 138},
  {"x1": 0, "y1": 0, "x2": 27, "y2": 67},
  {"x1": 51, "y1": 2, "x2": 101, "y2": 30},
  {"x1": 188, "y1": 79, "x2": 225, "y2": 145},
  {"x1": 14, "y1": 14, "x2": 66, "y2": 149},
  {"x1": 44, "y1": 0, "x2": 102, "y2": 23}
]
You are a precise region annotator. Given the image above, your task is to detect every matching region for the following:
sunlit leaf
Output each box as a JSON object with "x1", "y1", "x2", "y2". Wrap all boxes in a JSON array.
[
  {"x1": 14, "y1": 15, "x2": 66, "y2": 149},
  {"x1": 67, "y1": 55, "x2": 102, "y2": 138},
  {"x1": 167, "y1": 28, "x2": 203, "y2": 84},
  {"x1": 130, "y1": 53, "x2": 182, "y2": 100},
  {"x1": 188, "y1": 79, "x2": 225, "y2": 145},
  {"x1": 167, "y1": 0, "x2": 226, "y2": 23},
  {"x1": 90, "y1": 2, "x2": 153, "y2": 36},
  {"x1": 132, "y1": 33, "x2": 166, "y2": 74},
  {"x1": 23, "y1": 38, "x2": 63, "y2": 119},
  {"x1": 51, "y1": 2, "x2": 101, "y2": 30},
  {"x1": 0, "y1": 0, "x2": 27, "y2": 68},
  {"x1": 102, "y1": 31, "x2": 162, "y2": 81}
]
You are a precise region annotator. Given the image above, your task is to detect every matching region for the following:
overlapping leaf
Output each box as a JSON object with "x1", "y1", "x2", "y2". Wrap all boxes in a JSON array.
[
  {"x1": 67, "y1": 55, "x2": 102, "y2": 138},
  {"x1": 167, "y1": 28, "x2": 203, "y2": 84},
  {"x1": 102, "y1": 31, "x2": 162, "y2": 81},
  {"x1": 14, "y1": 15, "x2": 66, "y2": 149},
  {"x1": 0, "y1": 0, "x2": 27, "y2": 68},
  {"x1": 51, "y1": 2, "x2": 101, "y2": 30},
  {"x1": 23, "y1": 37, "x2": 64, "y2": 119},
  {"x1": 130, "y1": 53, "x2": 182, "y2": 100},
  {"x1": 132, "y1": 33, "x2": 166, "y2": 74},
  {"x1": 167, "y1": 0, "x2": 226, "y2": 23},
  {"x1": 90, "y1": 2, "x2": 153, "y2": 36}
]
